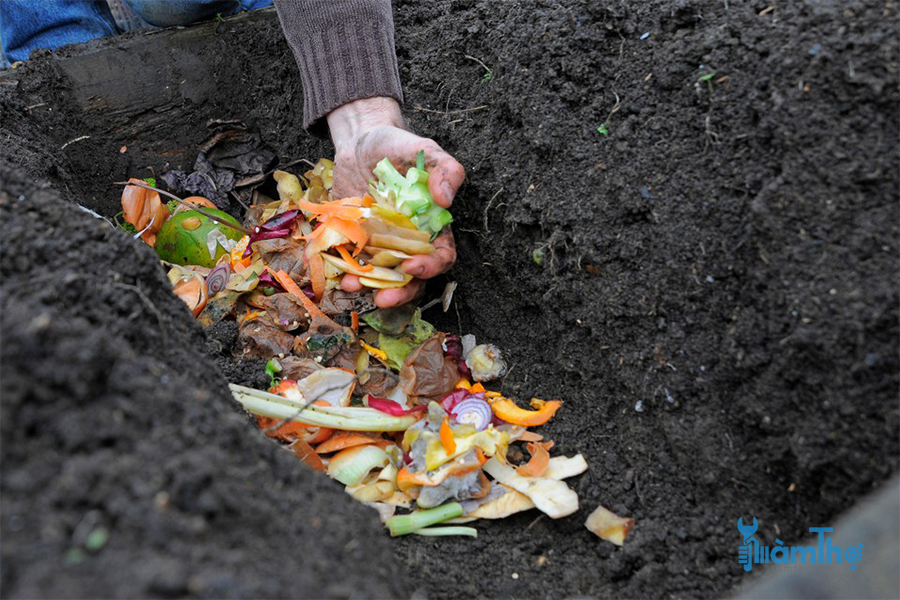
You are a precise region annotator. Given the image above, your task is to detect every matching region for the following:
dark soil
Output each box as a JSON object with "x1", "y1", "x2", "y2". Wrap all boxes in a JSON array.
[{"x1": 1, "y1": 2, "x2": 898, "y2": 599}]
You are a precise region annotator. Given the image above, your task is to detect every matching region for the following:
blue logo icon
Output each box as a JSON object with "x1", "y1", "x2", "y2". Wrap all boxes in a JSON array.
[
  {"x1": 737, "y1": 517, "x2": 864, "y2": 572},
  {"x1": 845, "y1": 544, "x2": 864, "y2": 570}
]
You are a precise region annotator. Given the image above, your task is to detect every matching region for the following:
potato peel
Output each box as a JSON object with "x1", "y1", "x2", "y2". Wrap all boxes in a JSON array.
[
  {"x1": 585, "y1": 504, "x2": 634, "y2": 546},
  {"x1": 320, "y1": 253, "x2": 406, "y2": 282}
]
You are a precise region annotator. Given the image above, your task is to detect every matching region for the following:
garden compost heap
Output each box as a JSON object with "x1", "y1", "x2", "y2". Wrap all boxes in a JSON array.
[
  {"x1": 114, "y1": 152, "x2": 626, "y2": 543},
  {"x1": 1, "y1": 1, "x2": 898, "y2": 599}
]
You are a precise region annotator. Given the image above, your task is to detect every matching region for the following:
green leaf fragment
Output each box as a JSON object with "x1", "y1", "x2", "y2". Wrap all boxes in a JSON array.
[
  {"x1": 142, "y1": 177, "x2": 157, "y2": 187},
  {"x1": 265, "y1": 358, "x2": 282, "y2": 387},
  {"x1": 532, "y1": 248, "x2": 545, "y2": 266},
  {"x1": 378, "y1": 309, "x2": 435, "y2": 370},
  {"x1": 117, "y1": 221, "x2": 138, "y2": 235},
  {"x1": 112, "y1": 211, "x2": 138, "y2": 234},
  {"x1": 362, "y1": 304, "x2": 417, "y2": 336}
]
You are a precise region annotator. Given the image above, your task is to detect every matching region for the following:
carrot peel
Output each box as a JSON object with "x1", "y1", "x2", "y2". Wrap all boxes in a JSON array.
[
  {"x1": 337, "y1": 245, "x2": 373, "y2": 272},
  {"x1": 491, "y1": 398, "x2": 563, "y2": 427},
  {"x1": 516, "y1": 441, "x2": 554, "y2": 477},
  {"x1": 292, "y1": 438, "x2": 326, "y2": 472},
  {"x1": 271, "y1": 268, "x2": 329, "y2": 322},
  {"x1": 308, "y1": 253, "x2": 326, "y2": 302},
  {"x1": 440, "y1": 417, "x2": 457, "y2": 455}
]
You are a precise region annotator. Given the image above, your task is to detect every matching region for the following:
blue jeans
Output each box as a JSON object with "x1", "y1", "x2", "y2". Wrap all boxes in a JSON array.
[{"x1": 0, "y1": 0, "x2": 272, "y2": 65}]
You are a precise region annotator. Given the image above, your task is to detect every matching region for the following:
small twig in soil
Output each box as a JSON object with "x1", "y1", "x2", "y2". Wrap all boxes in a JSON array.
[
  {"x1": 525, "y1": 514, "x2": 545, "y2": 531},
  {"x1": 464, "y1": 54, "x2": 494, "y2": 82},
  {"x1": 229, "y1": 190, "x2": 250, "y2": 211},
  {"x1": 500, "y1": 363, "x2": 516, "y2": 394},
  {"x1": 704, "y1": 114, "x2": 721, "y2": 148},
  {"x1": 412, "y1": 105, "x2": 488, "y2": 116},
  {"x1": 111, "y1": 282, "x2": 167, "y2": 340},
  {"x1": 60, "y1": 135, "x2": 90, "y2": 150},
  {"x1": 113, "y1": 180, "x2": 252, "y2": 236},
  {"x1": 596, "y1": 92, "x2": 622, "y2": 135},
  {"x1": 482, "y1": 187, "x2": 505, "y2": 235},
  {"x1": 444, "y1": 86, "x2": 456, "y2": 114}
]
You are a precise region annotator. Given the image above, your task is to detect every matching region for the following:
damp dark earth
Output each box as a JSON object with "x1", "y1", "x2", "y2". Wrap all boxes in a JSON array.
[{"x1": 1, "y1": 1, "x2": 898, "y2": 599}]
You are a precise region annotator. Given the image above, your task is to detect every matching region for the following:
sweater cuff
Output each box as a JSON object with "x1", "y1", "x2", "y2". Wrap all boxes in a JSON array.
[{"x1": 275, "y1": 0, "x2": 404, "y2": 136}]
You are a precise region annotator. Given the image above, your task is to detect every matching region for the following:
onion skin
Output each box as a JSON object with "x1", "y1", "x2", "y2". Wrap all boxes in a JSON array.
[
  {"x1": 444, "y1": 335, "x2": 472, "y2": 377},
  {"x1": 261, "y1": 210, "x2": 300, "y2": 231},
  {"x1": 367, "y1": 396, "x2": 428, "y2": 417},
  {"x1": 327, "y1": 445, "x2": 390, "y2": 486},
  {"x1": 172, "y1": 274, "x2": 207, "y2": 316},
  {"x1": 441, "y1": 389, "x2": 468, "y2": 413},
  {"x1": 243, "y1": 210, "x2": 301, "y2": 257},
  {"x1": 256, "y1": 271, "x2": 285, "y2": 293}
]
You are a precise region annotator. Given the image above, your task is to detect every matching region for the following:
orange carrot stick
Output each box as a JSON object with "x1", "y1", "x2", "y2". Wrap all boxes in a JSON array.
[
  {"x1": 351, "y1": 310, "x2": 359, "y2": 333},
  {"x1": 440, "y1": 417, "x2": 457, "y2": 455},
  {"x1": 308, "y1": 253, "x2": 326, "y2": 302},
  {"x1": 271, "y1": 268, "x2": 329, "y2": 321}
]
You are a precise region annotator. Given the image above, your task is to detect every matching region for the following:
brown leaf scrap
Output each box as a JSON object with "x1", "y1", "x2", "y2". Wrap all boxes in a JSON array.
[{"x1": 399, "y1": 335, "x2": 459, "y2": 403}]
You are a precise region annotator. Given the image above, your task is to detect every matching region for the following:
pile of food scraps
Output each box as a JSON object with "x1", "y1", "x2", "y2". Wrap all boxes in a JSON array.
[{"x1": 117, "y1": 152, "x2": 633, "y2": 542}]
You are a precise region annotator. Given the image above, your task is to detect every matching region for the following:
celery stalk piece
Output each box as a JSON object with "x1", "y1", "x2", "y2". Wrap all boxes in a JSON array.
[
  {"x1": 230, "y1": 384, "x2": 418, "y2": 431},
  {"x1": 385, "y1": 502, "x2": 464, "y2": 536}
]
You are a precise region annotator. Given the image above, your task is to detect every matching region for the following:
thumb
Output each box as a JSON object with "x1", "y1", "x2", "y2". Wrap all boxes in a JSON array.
[{"x1": 425, "y1": 147, "x2": 465, "y2": 208}]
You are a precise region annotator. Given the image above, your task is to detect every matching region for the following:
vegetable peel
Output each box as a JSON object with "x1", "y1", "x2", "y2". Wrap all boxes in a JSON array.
[{"x1": 585, "y1": 504, "x2": 634, "y2": 546}]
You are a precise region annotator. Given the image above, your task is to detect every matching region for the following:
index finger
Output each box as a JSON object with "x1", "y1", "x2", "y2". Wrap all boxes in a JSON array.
[{"x1": 424, "y1": 146, "x2": 465, "y2": 208}]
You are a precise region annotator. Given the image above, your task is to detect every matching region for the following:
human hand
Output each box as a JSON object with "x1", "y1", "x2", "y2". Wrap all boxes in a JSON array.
[{"x1": 326, "y1": 97, "x2": 464, "y2": 307}]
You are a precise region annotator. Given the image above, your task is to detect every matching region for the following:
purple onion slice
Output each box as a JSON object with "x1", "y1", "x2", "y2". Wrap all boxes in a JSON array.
[
  {"x1": 450, "y1": 397, "x2": 493, "y2": 431},
  {"x1": 206, "y1": 263, "x2": 231, "y2": 296}
]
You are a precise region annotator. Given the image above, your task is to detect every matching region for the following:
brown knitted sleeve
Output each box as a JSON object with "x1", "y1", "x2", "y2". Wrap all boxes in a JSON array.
[{"x1": 274, "y1": 0, "x2": 404, "y2": 134}]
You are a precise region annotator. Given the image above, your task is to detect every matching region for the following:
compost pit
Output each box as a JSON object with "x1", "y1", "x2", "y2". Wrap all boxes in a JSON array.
[{"x1": 1, "y1": 2, "x2": 898, "y2": 599}]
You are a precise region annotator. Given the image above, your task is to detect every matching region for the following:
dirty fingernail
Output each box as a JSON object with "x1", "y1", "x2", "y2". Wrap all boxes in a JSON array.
[
  {"x1": 407, "y1": 266, "x2": 425, "y2": 277},
  {"x1": 441, "y1": 182, "x2": 454, "y2": 202}
]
